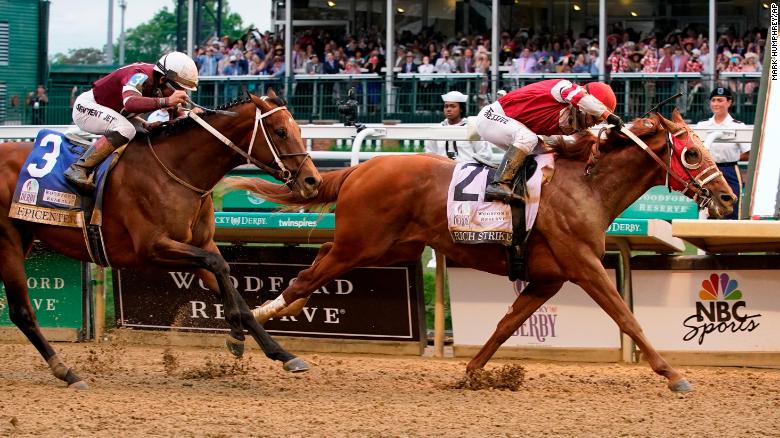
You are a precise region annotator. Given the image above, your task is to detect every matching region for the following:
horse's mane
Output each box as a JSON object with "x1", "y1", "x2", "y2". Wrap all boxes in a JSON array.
[
  {"x1": 603, "y1": 116, "x2": 661, "y2": 150},
  {"x1": 556, "y1": 116, "x2": 663, "y2": 161},
  {"x1": 146, "y1": 95, "x2": 287, "y2": 139}
]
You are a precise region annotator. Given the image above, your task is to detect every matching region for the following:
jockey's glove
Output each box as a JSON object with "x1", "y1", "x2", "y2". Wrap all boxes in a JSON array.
[{"x1": 606, "y1": 113, "x2": 624, "y2": 129}]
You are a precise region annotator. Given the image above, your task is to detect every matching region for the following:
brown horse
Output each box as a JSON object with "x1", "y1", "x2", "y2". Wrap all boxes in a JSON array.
[
  {"x1": 0, "y1": 92, "x2": 322, "y2": 388},
  {"x1": 226, "y1": 110, "x2": 736, "y2": 392}
]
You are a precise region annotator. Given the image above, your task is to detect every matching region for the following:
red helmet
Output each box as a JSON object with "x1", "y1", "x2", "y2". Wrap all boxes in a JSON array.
[{"x1": 586, "y1": 82, "x2": 617, "y2": 112}]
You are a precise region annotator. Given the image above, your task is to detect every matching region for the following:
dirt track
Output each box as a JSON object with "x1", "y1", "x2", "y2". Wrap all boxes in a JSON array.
[{"x1": 0, "y1": 340, "x2": 778, "y2": 437}]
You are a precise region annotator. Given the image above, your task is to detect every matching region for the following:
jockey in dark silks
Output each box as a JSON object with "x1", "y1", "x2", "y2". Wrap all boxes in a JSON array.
[{"x1": 65, "y1": 51, "x2": 198, "y2": 192}]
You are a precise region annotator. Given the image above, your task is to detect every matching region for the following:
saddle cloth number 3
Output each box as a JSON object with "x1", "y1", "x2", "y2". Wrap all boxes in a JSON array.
[{"x1": 27, "y1": 133, "x2": 62, "y2": 178}]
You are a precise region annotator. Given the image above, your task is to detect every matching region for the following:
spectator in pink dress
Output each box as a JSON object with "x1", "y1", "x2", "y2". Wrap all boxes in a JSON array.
[
  {"x1": 671, "y1": 46, "x2": 689, "y2": 72},
  {"x1": 608, "y1": 47, "x2": 628, "y2": 73},
  {"x1": 657, "y1": 44, "x2": 674, "y2": 72}
]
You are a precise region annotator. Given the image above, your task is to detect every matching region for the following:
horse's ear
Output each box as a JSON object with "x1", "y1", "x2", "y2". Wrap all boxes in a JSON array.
[
  {"x1": 249, "y1": 93, "x2": 269, "y2": 109},
  {"x1": 657, "y1": 113, "x2": 679, "y2": 134},
  {"x1": 670, "y1": 108, "x2": 686, "y2": 125},
  {"x1": 266, "y1": 88, "x2": 278, "y2": 98}
]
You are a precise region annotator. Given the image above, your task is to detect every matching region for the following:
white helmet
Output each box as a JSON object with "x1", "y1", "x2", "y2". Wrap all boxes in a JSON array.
[{"x1": 154, "y1": 51, "x2": 198, "y2": 91}]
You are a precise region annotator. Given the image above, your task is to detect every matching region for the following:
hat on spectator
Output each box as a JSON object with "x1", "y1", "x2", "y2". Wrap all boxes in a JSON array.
[
  {"x1": 663, "y1": 43, "x2": 672, "y2": 49},
  {"x1": 710, "y1": 87, "x2": 733, "y2": 100},
  {"x1": 691, "y1": 49, "x2": 701, "y2": 57},
  {"x1": 628, "y1": 51, "x2": 643, "y2": 61},
  {"x1": 745, "y1": 52, "x2": 759, "y2": 61},
  {"x1": 441, "y1": 91, "x2": 468, "y2": 103}
]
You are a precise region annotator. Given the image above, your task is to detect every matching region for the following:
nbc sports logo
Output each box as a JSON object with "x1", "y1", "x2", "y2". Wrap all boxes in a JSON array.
[{"x1": 682, "y1": 273, "x2": 761, "y2": 345}]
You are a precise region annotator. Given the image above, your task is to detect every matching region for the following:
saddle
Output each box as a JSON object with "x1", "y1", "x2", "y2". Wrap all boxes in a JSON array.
[
  {"x1": 10, "y1": 129, "x2": 123, "y2": 266},
  {"x1": 506, "y1": 155, "x2": 538, "y2": 282}
]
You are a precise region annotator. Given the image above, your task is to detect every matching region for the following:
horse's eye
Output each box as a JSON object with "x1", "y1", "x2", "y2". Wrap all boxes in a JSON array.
[{"x1": 275, "y1": 128, "x2": 287, "y2": 138}]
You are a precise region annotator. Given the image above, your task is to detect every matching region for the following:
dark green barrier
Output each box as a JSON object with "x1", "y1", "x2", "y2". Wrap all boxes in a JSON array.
[{"x1": 0, "y1": 243, "x2": 88, "y2": 339}]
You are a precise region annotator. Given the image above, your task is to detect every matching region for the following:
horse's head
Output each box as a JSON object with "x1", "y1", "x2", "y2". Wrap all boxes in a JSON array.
[
  {"x1": 244, "y1": 90, "x2": 322, "y2": 199},
  {"x1": 611, "y1": 109, "x2": 736, "y2": 218}
]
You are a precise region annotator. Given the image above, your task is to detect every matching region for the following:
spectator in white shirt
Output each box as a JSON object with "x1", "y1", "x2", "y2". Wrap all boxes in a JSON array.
[{"x1": 425, "y1": 91, "x2": 493, "y2": 164}]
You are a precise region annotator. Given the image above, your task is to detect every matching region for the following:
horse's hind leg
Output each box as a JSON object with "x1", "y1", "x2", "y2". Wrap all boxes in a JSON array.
[
  {"x1": 195, "y1": 267, "x2": 307, "y2": 372},
  {"x1": 151, "y1": 238, "x2": 304, "y2": 371},
  {"x1": 466, "y1": 281, "x2": 563, "y2": 371},
  {"x1": 0, "y1": 228, "x2": 87, "y2": 389}
]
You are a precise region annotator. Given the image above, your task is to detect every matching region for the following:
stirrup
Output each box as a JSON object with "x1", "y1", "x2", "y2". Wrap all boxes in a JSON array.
[
  {"x1": 485, "y1": 183, "x2": 523, "y2": 203},
  {"x1": 65, "y1": 166, "x2": 96, "y2": 193}
]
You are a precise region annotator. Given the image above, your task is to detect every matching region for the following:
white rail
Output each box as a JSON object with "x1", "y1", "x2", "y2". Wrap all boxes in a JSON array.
[{"x1": 0, "y1": 123, "x2": 755, "y2": 166}]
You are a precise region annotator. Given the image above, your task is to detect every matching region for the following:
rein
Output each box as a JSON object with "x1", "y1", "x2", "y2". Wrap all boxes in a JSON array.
[
  {"x1": 146, "y1": 103, "x2": 312, "y2": 196},
  {"x1": 617, "y1": 124, "x2": 719, "y2": 209}
]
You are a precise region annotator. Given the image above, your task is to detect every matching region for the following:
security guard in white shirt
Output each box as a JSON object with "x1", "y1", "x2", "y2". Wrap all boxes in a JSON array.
[
  {"x1": 695, "y1": 87, "x2": 750, "y2": 219},
  {"x1": 425, "y1": 91, "x2": 494, "y2": 164}
]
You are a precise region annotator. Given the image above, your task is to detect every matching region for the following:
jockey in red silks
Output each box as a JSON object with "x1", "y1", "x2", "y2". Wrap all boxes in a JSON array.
[
  {"x1": 471, "y1": 79, "x2": 623, "y2": 203},
  {"x1": 64, "y1": 51, "x2": 198, "y2": 192}
]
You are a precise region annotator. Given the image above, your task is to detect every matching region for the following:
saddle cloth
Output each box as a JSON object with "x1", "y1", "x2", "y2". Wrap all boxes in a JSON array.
[
  {"x1": 9, "y1": 129, "x2": 116, "y2": 228},
  {"x1": 446, "y1": 154, "x2": 555, "y2": 245}
]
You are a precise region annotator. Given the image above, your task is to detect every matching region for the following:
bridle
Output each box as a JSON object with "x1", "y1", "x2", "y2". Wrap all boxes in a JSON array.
[
  {"x1": 663, "y1": 127, "x2": 721, "y2": 209},
  {"x1": 587, "y1": 119, "x2": 720, "y2": 209},
  {"x1": 147, "y1": 101, "x2": 311, "y2": 197}
]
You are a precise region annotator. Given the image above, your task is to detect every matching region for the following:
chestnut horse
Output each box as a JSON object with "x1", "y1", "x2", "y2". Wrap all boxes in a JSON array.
[
  {"x1": 226, "y1": 110, "x2": 736, "y2": 392},
  {"x1": 0, "y1": 92, "x2": 321, "y2": 389}
]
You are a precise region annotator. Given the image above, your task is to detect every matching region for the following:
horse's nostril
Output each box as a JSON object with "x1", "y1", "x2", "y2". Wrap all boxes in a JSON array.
[
  {"x1": 304, "y1": 176, "x2": 319, "y2": 187},
  {"x1": 720, "y1": 193, "x2": 735, "y2": 204}
]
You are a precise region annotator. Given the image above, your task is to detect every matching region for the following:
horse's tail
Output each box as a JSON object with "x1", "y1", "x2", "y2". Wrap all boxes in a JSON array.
[{"x1": 222, "y1": 166, "x2": 359, "y2": 208}]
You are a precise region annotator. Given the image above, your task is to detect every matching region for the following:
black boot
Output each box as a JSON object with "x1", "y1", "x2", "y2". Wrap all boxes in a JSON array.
[
  {"x1": 64, "y1": 136, "x2": 117, "y2": 193},
  {"x1": 484, "y1": 147, "x2": 529, "y2": 204}
]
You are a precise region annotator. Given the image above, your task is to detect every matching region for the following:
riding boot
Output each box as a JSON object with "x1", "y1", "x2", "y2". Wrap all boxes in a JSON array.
[
  {"x1": 484, "y1": 146, "x2": 529, "y2": 204},
  {"x1": 64, "y1": 136, "x2": 118, "y2": 193}
]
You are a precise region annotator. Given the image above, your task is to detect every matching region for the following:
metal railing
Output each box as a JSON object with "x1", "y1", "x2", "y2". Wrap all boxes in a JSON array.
[{"x1": 1, "y1": 72, "x2": 763, "y2": 126}]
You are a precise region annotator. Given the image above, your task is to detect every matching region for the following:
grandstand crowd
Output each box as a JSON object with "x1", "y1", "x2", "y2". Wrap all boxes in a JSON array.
[{"x1": 192, "y1": 25, "x2": 766, "y2": 78}]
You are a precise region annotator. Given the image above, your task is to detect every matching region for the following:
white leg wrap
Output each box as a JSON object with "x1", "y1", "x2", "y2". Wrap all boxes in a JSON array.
[{"x1": 251, "y1": 295, "x2": 287, "y2": 321}]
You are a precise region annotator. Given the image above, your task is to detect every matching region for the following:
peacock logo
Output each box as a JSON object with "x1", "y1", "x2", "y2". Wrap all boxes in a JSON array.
[
  {"x1": 683, "y1": 272, "x2": 760, "y2": 345},
  {"x1": 698, "y1": 273, "x2": 742, "y2": 301}
]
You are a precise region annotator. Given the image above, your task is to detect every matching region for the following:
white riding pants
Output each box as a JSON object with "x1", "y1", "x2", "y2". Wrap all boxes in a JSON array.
[
  {"x1": 474, "y1": 101, "x2": 538, "y2": 154},
  {"x1": 72, "y1": 90, "x2": 136, "y2": 141}
]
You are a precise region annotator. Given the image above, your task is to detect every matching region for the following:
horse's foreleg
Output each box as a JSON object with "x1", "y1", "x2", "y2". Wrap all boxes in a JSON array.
[
  {"x1": 0, "y1": 236, "x2": 88, "y2": 389},
  {"x1": 466, "y1": 281, "x2": 563, "y2": 372},
  {"x1": 152, "y1": 239, "x2": 304, "y2": 370},
  {"x1": 574, "y1": 265, "x2": 691, "y2": 392}
]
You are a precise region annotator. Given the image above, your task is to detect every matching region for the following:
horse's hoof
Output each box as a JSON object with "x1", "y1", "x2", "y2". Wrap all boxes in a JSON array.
[
  {"x1": 225, "y1": 337, "x2": 245, "y2": 358},
  {"x1": 283, "y1": 357, "x2": 310, "y2": 373},
  {"x1": 68, "y1": 380, "x2": 89, "y2": 390},
  {"x1": 668, "y1": 378, "x2": 693, "y2": 392}
]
